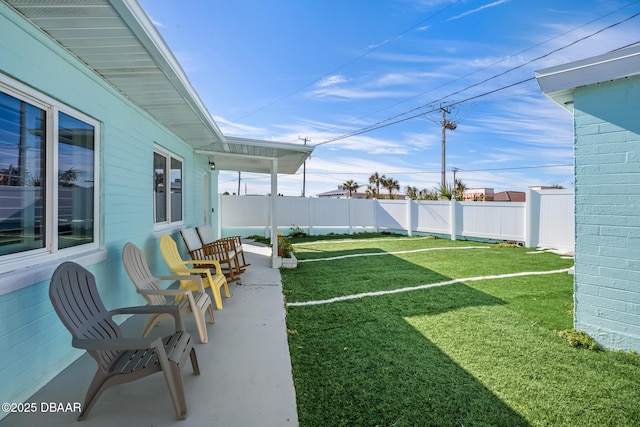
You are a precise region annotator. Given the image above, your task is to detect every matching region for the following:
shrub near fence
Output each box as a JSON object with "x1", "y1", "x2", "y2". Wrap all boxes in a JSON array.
[{"x1": 219, "y1": 188, "x2": 574, "y2": 252}]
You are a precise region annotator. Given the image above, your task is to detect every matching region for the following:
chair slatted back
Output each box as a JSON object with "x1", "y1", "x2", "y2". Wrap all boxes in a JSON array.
[
  {"x1": 122, "y1": 243, "x2": 165, "y2": 306},
  {"x1": 160, "y1": 235, "x2": 195, "y2": 290},
  {"x1": 196, "y1": 225, "x2": 216, "y2": 245},
  {"x1": 49, "y1": 262, "x2": 120, "y2": 372},
  {"x1": 180, "y1": 228, "x2": 202, "y2": 253}
]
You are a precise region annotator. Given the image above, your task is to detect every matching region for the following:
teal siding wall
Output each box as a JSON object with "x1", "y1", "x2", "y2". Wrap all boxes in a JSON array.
[
  {"x1": 0, "y1": 3, "x2": 210, "y2": 412},
  {"x1": 573, "y1": 75, "x2": 640, "y2": 352}
]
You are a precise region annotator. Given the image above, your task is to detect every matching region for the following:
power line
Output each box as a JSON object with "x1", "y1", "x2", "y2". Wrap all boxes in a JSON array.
[
  {"x1": 301, "y1": 163, "x2": 573, "y2": 176},
  {"x1": 231, "y1": 1, "x2": 463, "y2": 122},
  {"x1": 314, "y1": 10, "x2": 640, "y2": 146},
  {"x1": 307, "y1": 0, "x2": 640, "y2": 141},
  {"x1": 316, "y1": 76, "x2": 536, "y2": 145}
]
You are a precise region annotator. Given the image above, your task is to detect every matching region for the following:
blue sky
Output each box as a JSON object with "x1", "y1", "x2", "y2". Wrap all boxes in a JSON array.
[{"x1": 138, "y1": 0, "x2": 640, "y2": 197}]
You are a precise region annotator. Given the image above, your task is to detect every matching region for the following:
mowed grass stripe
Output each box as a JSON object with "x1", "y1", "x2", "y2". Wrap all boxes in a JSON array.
[
  {"x1": 286, "y1": 268, "x2": 570, "y2": 307},
  {"x1": 298, "y1": 245, "x2": 490, "y2": 263}
]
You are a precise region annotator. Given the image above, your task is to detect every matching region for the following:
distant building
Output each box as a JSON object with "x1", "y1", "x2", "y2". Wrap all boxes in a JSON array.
[
  {"x1": 462, "y1": 188, "x2": 494, "y2": 201},
  {"x1": 317, "y1": 185, "x2": 366, "y2": 199},
  {"x1": 494, "y1": 191, "x2": 525, "y2": 202}
]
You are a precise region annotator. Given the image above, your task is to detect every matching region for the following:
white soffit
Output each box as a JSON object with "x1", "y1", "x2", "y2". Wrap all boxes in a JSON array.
[
  {"x1": 4, "y1": 0, "x2": 225, "y2": 148},
  {"x1": 4, "y1": 0, "x2": 314, "y2": 173},
  {"x1": 197, "y1": 136, "x2": 314, "y2": 174}
]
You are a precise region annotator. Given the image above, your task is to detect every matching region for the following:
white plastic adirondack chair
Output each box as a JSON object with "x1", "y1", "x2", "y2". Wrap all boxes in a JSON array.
[{"x1": 122, "y1": 242, "x2": 215, "y2": 343}]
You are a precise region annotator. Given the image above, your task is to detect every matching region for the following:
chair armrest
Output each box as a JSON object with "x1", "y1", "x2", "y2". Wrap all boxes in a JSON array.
[
  {"x1": 156, "y1": 275, "x2": 207, "y2": 294},
  {"x1": 184, "y1": 259, "x2": 223, "y2": 275},
  {"x1": 137, "y1": 288, "x2": 193, "y2": 297},
  {"x1": 174, "y1": 267, "x2": 216, "y2": 277},
  {"x1": 72, "y1": 335, "x2": 162, "y2": 351},
  {"x1": 110, "y1": 305, "x2": 185, "y2": 331},
  {"x1": 183, "y1": 259, "x2": 220, "y2": 267}
]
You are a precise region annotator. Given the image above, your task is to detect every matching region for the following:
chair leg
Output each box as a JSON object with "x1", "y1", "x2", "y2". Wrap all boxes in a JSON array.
[
  {"x1": 190, "y1": 348, "x2": 200, "y2": 375},
  {"x1": 231, "y1": 254, "x2": 244, "y2": 274},
  {"x1": 161, "y1": 361, "x2": 188, "y2": 420},
  {"x1": 206, "y1": 304, "x2": 215, "y2": 324},
  {"x1": 210, "y1": 285, "x2": 224, "y2": 310},
  {"x1": 77, "y1": 373, "x2": 113, "y2": 421},
  {"x1": 193, "y1": 308, "x2": 208, "y2": 344},
  {"x1": 239, "y1": 249, "x2": 250, "y2": 268},
  {"x1": 221, "y1": 280, "x2": 231, "y2": 298}
]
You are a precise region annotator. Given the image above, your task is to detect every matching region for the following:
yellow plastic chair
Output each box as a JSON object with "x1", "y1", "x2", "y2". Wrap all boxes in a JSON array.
[{"x1": 160, "y1": 234, "x2": 230, "y2": 310}]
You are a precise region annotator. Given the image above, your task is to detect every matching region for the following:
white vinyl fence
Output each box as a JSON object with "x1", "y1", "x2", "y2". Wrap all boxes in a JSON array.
[{"x1": 219, "y1": 188, "x2": 574, "y2": 252}]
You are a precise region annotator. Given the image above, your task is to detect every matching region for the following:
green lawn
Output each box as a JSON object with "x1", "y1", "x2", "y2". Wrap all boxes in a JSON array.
[{"x1": 281, "y1": 234, "x2": 640, "y2": 427}]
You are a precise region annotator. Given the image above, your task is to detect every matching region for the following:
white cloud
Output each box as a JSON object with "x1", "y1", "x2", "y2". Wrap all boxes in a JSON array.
[
  {"x1": 213, "y1": 116, "x2": 268, "y2": 137},
  {"x1": 448, "y1": 0, "x2": 511, "y2": 21},
  {"x1": 316, "y1": 75, "x2": 348, "y2": 87}
]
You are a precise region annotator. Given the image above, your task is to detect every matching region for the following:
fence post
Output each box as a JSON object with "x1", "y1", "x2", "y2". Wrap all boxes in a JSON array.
[
  {"x1": 348, "y1": 198, "x2": 353, "y2": 235},
  {"x1": 450, "y1": 199, "x2": 457, "y2": 241},
  {"x1": 525, "y1": 188, "x2": 540, "y2": 248},
  {"x1": 308, "y1": 197, "x2": 313, "y2": 236},
  {"x1": 373, "y1": 199, "x2": 379, "y2": 233},
  {"x1": 406, "y1": 198, "x2": 413, "y2": 236}
]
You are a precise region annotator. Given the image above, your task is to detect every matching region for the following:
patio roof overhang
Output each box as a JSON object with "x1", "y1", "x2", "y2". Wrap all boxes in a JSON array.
[
  {"x1": 197, "y1": 136, "x2": 314, "y2": 175},
  {"x1": 535, "y1": 45, "x2": 640, "y2": 112},
  {"x1": 3, "y1": 0, "x2": 313, "y2": 174}
]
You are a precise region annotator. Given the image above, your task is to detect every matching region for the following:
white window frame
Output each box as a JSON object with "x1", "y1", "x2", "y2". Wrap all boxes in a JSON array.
[
  {"x1": 153, "y1": 145, "x2": 184, "y2": 233},
  {"x1": 0, "y1": 74, "x2": 101, "y2": 281}
]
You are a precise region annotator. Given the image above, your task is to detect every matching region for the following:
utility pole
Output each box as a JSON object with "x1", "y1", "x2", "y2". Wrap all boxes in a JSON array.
[
  {"x1": 440, "y1": 106, "x2": 457, "y2": 188},
  {"x1": 237, "y1": 171, "x2": 241, "y2": 195},
  {"x1": 299, "y1": 136, "x2": 310, "y2": 197}
]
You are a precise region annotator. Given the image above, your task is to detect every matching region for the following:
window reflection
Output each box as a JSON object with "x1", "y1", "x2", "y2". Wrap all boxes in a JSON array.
[
  {"x1": 0, "y1": 92, "x2": 46, "y2": 255},
  {"x1": 57, "y1": 112, "x2": 94, "y2": 249},
  {"x1": 170, "y1": 157, "x2": 182, "y2": 222},
  {"x1": 154, "y1": 152, "x2": 167, "y2": 223}
]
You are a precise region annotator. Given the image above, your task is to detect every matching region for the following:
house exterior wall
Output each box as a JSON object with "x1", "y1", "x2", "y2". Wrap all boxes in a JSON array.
[
  {"x1": 573, "y1": 75, "x2": 640, "y2": 352},
  {"x1": 0, "y1": 3, "x2": 211, "y2": 413}
]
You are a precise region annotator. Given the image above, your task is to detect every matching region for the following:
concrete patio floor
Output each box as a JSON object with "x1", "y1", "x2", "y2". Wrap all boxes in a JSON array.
[{"x1": 0, "y1": 242, "x2": 298, "y2": 427}]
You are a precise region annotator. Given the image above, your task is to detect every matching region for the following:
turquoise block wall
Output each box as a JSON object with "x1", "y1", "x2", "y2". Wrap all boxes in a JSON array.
[
  {"x1": 0, "y1": 3, "x2": 210, "y2": 413},
  {"x1": 573, "y1": 75, "x2": 640, "y2": 352}
]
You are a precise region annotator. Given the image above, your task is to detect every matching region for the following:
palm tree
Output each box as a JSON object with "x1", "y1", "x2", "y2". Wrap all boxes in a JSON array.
[
  {"x1": 365, "y1": 185, "x2": 378, "y2": 199},
  {"x1": 369, "y1": 172, "x2": 385, "y2": 198},
  {"x1": 406, "y1": 185, "x2": 419, "y2": 200},
  {"x1": 342, "y1": 179, "x2": 360, "y2": 197},
  {"x1": 420, "y1": 189, "x2": 439, "y2": 200},
  {"x1": 437, "y1": 179, "x2": 468, "y2": 200},
  {"x1": 382, "y1": 177, "x2": 399, "y2": 198},
  {"x1": 59, "y1": 167, "x2": 79, "y2": 187},
  {"x1": 453, "y1": 178, "x2": 467, "y2": 201},
  {"x1": 435, "y1": 183, "x2": 454, "y2": 200}
]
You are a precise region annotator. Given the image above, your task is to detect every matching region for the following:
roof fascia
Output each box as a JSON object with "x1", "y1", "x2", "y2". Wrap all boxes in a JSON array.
[
  {"x1": 535, "y1": 46, "x2": 640, "y2": 111},
  {"x1": 224, "y1": 136, "x2": 315, "y2": 154}
]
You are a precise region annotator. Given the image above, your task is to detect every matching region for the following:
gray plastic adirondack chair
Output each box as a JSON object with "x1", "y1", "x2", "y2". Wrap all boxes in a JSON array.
[
  {"x1": 49, "y1": 262, "x2": 200, "y2": 421},
  {"x1": 122, "y1": 242, "x2": 215, "y2": 343},
  {"x1": 181, "y1": 227, "x2": 243, "y2": 284}
]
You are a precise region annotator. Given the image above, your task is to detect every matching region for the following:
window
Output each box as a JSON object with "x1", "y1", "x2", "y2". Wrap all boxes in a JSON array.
[
  {"x1": 154, "y1": 148, "x2": 182, "y2": 225},
  {"x1": 57, "y1": 112, "x2": 95, "y2": 249},
  {"x1": 0, "y1": 80, "x2": 98, "y2": 266}
]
